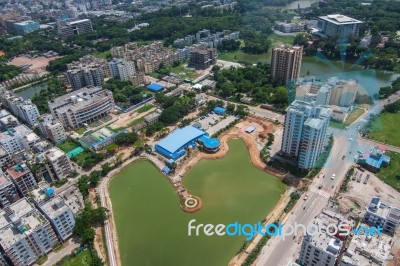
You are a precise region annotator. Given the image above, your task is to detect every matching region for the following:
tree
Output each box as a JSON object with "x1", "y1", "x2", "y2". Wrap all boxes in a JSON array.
[{"x1": 114, "y1": 132, "x2": 139, "y2": 146}]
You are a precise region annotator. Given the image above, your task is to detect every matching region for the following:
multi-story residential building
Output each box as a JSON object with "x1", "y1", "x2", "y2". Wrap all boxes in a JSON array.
[
  {"x1": 0, "y1": 172, "x2": 20, "y2": 208},
  {"x1": 0, "y1": 88, "x2": 40, "y2": 127},
  {"x1": 67, "y1": 55, "x2": 110, "y2": 78},
  {"x1": 188, "y1": 46, "x2": 217, "y2": 69},
  {"x1": 57, "y1": 18, "x2": 93, "y2": 38},
  {"x1": 270, "y1": 44, "x2": 303, "y2": 85},
  {"x1": 108, "y1": 58, "x2": 136, "y2": 81},
  {"x1": 298, "y1": 210, "x2": 346, "y2": 266},
  {"x1": 38, "y1": 114, "x2": 67, "y2": 144},
  {"x1": 66, "y1": 64, "x2": 104, "y2": 90},
  {"x1": 111, "y1": 42, "x2": 179, "y2": 75},
  {"x1": 281, "y1": 100, "x2": 331, "y2": 169},
  {"x1": 364, "y1": 197, "x2": 400, "y2": 236},
  {"x1": 329, "y1": 80, "x2": 358, "y2": 107},
  {"x1": 0, "y1": 145, "x2": 14, "y2": 170},
  {"x1": 5, "y1": 164, "x2": 37, "y2": 197},
  {"x1": 43, "y1": 147, "x2": 72, "y2": 182},
  {"x1": 48, "y1": 87, "x2": 114, "y2": 130},
  {"x1": 275, "y1": 21, "x2": 304, "y2": 33},
  {"x1": 38, "y1": 194, "x2": 76, "y2": 242},
  {"x1": 0, "y1": 198, "x2": 59, "y2": 266},
  {"x1": 0, "y1": 125, "x2": 41, "y2": 154},
  {"x1": 0, "y1": 113, "x2": 20, "y2": 129},
  {"x1": 13, "y1": 20, "x2": 40, "y2": 34},
  {"x1": 317, "y1": 14, "x2": 363, "y2": 37}
]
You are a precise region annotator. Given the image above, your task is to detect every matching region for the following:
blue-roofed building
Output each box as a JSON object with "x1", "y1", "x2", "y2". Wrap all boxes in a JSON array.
[
  {"x1": 146, "y1": 83, "x2": 165, "y2": 92},
  {"x1": 162, "y1": 166, "x2": 171, "y2": 175},
  {"x1": 358, "y1": 146, "x2": 391, "y2": 172},
  {"x1": 197, "y1": 135, "x2": 220, "y2": 152},
  {"x1": 214, "y1": 107, "x2": 226, "y2": 115},
  {"x1": 155, "y1": 126, "x2": 207, "y2": 159}
]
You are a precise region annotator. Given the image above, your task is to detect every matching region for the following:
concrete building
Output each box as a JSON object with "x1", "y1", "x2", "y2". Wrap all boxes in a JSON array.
[
  {"x1": 108, "y1": 58, "x2": 136, "y2": 81},
  {"x1": 275, "y1": 21, "x2": 304, "y2": 33},
  {"x1": 5, "y1": 164, "x2": 37, "y2": 197},
  {"x1": 340, "y1": 230, "x2": 393, "y2": 266},
  {"x1": 298, "y1": 211, "x2": 346, "y2": 266},
  {"x1": 0, "y1": 198, "x2": 59, "y2": 266},
  {"x1": 188, "y1": 46, "x2": 217, "y2": 69},
  {"x1": 0, "y1": 125, "x2": 41, "y2": 154},
  {"x1": 270, "y1": 45, "x2": 303, "y2": 85},
  {"x1": 66, "y1": 63, "x2": 104, "y2": 90},
  {"x1": 364, "y1": 197, "x2": 400, "y2": 236},
  {"x1": 38, "y1": 114, "x2": 67, "y2": 144},
  {"x1": 0, "y1": 172, "x2": 20, "y2": 208},
  {"x1": 281, "y1": 100, "x2": 331, "y2": 169},
  {"x1": 329, "y1": 80, "x2": 358, "y2": 107},
  {"x1": 43, "y1": 147, "x2": 72, "y2": 181},
  {"x1": 67, "y1": 55, "x2": 110, "y2": 78},
  {"x1": 48, "y1": 87, "x2": 114, "y2": 130},
  {"x1": 0, "y1": 145, "x2": 14, "y2": 170},
  {"x1": 317, "y1": 14, "x2": 363, "y2": 37},
  {"x1": 38, "y1": 194, "x2": 75, "y2": 242},
  {"x1": 0, "y1": 113, "x2": 20, "y2": 129},
  {"x1": 0, "y1": 88, "x2": 40, "y2": 127},
  {"x1": 58, "y1": 18, "x2": 93, "y2": 38},
  {"x1": 13, "y1": 20, "x2": 40, "y2": 34}
]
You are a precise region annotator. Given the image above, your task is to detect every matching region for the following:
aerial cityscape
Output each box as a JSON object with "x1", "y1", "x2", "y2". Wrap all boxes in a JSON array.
[{"x1": 0, "y1": 0, "x2": 399, "y2": 265}]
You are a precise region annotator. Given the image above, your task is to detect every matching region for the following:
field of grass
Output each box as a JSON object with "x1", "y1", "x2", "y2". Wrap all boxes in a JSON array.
[
  {"x1": 93, "y1": 50, "x2": 111, "y2": 59},
  {"x1": 377, "y1": 151, "x2": 400, "y2": 191},
  {"x1": 75, "y1": 127, "x2": 87, "y2": 135},
  {"x1": 368, "y1": 112, "x2": 400, "y2": 147},
  {"x1": 329, "y1": 121, "x2": 346, "y2": 129},
  {"x1": 57, "y1": 140, "x2": 79, "y2": 153},
  {"x1": 218, "y1": 35, "x2": 294, "y2": 64},
  {"x1": 61, "y1": 250, "x2": 92, "y2": 266},
  {"x1": 345, "y1": 108, "x2": 365, "y2": 125},
  {"x1": 136, "y1": 104, "x2": 154, "y2": 114},
  {"x1": 170, "y1": 64, "x2": 197, "y2": 80}
]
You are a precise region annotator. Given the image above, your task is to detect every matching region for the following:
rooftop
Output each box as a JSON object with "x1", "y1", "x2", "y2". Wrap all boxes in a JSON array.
[
  {"x1": 44, "y1": 147, "x2": 66, "y2": 162},
  {"x1": 40, "y1": 195, "x2": 70, "y2": 219},
  {"x1": 0, "y1": 198, "x2": 47, "y2": 249},
  {"x1": 319, "y1": 14, "x2": 363, "y2": 25},
  {"x1": 156, "y1": 126, "x2": 207, "y2": 154},
  {"x1": 6, "y1": 164, "x2": 30, "y2": 180},
  {"x1": 0, "y1": 174, "x2": 12, "y2": 189}
]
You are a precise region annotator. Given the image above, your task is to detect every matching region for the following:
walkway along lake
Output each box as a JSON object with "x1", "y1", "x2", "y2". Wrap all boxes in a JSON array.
[{"x1": 109, "y1": 139, "x2": 286, "y2": 266}]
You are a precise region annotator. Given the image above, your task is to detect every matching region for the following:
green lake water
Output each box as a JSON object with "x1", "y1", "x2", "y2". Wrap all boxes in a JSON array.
[{"x1": 109, "y1": 139, "x2": 286, "y2": 266}]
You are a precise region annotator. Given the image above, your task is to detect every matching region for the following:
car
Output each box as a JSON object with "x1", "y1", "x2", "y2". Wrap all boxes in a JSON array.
[
  {"x1": 342, "y1": 155, "x2": 346, "y2": 160},
  {"x1": 331, "y1": 174, "x2": 336, "y2": 180},
  {"x1": 348, "y1": 138, "x2": 353, "y2": 141},
  {"x1": 357, "y1": 150, "x2": 362, "y2": 154},
  {"x1": 318, "y1": 185, "x2": 323, "y2": 189}
]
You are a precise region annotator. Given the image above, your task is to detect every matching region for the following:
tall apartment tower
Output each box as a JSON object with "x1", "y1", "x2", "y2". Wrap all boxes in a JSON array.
[
  {"x1": 281, "y1": 100, "x2": 331, "y2": 169},
  {"x1": 270, "y1": 44, "x2": 303, "y2": 85},
  {"x1": 108, "y1": 58, "x2": 136, "y2": 81}
]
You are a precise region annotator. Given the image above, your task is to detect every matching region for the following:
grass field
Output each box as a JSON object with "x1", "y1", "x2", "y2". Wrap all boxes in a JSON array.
[
  {"x1": 57, "y1": 139, "x2": 79, "y2": 153},
  {"x1": 61, "y1": 250, "x2": 92, "y2": 266},
  {"x1": 93, "y1": 50, "x2": 111, "y2": 59},
  {"x1": 218, "y1": 35, "x2": 294, "y2": 64},
  {"x1": 329, "y1": 108, "x2": 365, "y2": 129},
  {"x1": 368, "y1": 112, "x2": 400, "y2": 147},
  {"x1": 136, "y1": 104, "x2": 154, "y2": 114},
  {"x1": 170, "y1": 64, "x2": 197, "y2": 80},
  {"x1": 75, "y1": 127, "x2": 87, "y2": 135},
  {"x1": 377, "y1": 151, "x2": 400, "y2": 191}
]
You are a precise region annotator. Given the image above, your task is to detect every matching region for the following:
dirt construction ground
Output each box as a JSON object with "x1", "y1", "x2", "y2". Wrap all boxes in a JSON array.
[{"x1": 7, "y1": 55, "x2": 60, "y2": 75}]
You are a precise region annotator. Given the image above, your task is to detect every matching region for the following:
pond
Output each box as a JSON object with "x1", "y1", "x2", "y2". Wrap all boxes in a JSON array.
[
  {"x1": 15, "y1": 83, "x2": 47, "y2": 100},
  {"x1": 109, "y1": 139, "x2": 286, "y2": 266}
]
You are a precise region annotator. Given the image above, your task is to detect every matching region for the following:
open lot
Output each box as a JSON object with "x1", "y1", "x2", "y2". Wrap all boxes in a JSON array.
[
  {"x1": 368, "y1": 112, "x2": 400, "y2": 147},
  {"x1": 57, "y1": 139, "x2": 80, "y2": 153},
  {"x1": 60, "y1": 249, "x2": 92, "y2": 266},
  {"x1": 7, "y1": 55, "x2": 60, "y2": 75}
]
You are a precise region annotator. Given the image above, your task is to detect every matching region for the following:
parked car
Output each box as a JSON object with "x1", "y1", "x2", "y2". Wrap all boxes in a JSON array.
[{"x1": 331, "y1": 174, "x2": 336, "y2": 180}]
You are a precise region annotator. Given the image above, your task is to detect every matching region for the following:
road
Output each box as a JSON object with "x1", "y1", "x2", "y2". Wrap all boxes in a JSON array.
[{"x1": 38, "y1": 240, "x2": 79, "y2": 266}]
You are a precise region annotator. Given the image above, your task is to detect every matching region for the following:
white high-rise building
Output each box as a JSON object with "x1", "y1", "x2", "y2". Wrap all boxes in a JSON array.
[
  {"x1": 43, "y1": 147, "x2": 72, "y2": 181},
  {"x1": 0, "y1": 198, "x2": 59, "y2": 266},
  {"x1": 281, "y1": 100, "x2": 331, "y2": 169},
  {"x1": 108, "y1": 58, "x2": 136, "y2": 81},
  {"x1": 38, "y1": 114, "x2": 67, "y2": 144}
]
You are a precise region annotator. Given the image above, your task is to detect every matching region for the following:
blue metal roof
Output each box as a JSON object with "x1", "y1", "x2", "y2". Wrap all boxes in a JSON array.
[
  {"x1": 198, "y1": 135, "x2": 220, "y2": 149},
  {"x1": 146, "y1": 83, "x2": 165, "y2": 92},
  {"x1": 156, "y1": 126, "x2": 206, "y2": 154},
  {"x1": 214, "y1": 107, "x2": 226, "y2": 114}
]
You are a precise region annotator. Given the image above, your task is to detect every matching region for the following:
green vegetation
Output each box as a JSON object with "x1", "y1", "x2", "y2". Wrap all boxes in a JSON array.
[
  {"x1": 329, "y1": 121, "x2": 346, "y2": 129},
  {"x1": 73, "y1": 205, "x2": 108, "y2": 246},
  {"x1": 169, "y1": 63, "x2": 197, "y2": 80},
  {"x1": 92, "y1": 50, "x2": 111, "y2": 60},
  {"x1": 60, "y1": 250, "x2": 93, "y2": 266},
  {"x1": 32, "y1": 77, "x2": 67, "y2": 113},
  {"x1": 301, "y1": 0, "x2": 400, "y2": 71},
  {"x1": 75, "y1": 127, "x2": 87, "y2": 135},
  {"x1": 37, "y1": 255, "x2": 48, "y2": 265},
  {"x1": 71, "y1": 151, "x2": 105, "y2": 169},
  {"x1": 283, "y1": 192, "x2": 300, "y2": 213},
  {"x1": 54, "y1": 179, "x2": 68, "y2": 188},
  {"x1": 367, "y1": 112, "x2": 400, "y2": 147},
  {"x1": 213, "y1": 63, "x2": 288, "y2": 109},
  {"x1": 136, "y1": 104, "x2": 154, "y2": 114},
  {"x1": 57, "y1": 139, "x2": 80, "y2": 153},
  {"x1": 345, "y1": 108, "x2": 365, "y2": 125},
  {"x1": 102, "y1": 79, "x2": 152, "y2": 109},
  {"x1": 114, "y1": 132, "x2": 139, "y2": 146},
  {"x1": 377, "y1": 151, "x2": 400, "y2": 191},
  {"x1": 241, "y1": 233, "x2": 271, "y2": 266},
  {"x1": 109, "y1": 140, "x2": 286, "y2": 266},
  {"x1": 340, "y1": 167, "x2": 355, "y2": 192},
  {"x1": 379, "y1": 77, "x2": 400, "y2": 99},
  {"x1": 0, "y1": 63, "x2": 22, "y2": 82}
]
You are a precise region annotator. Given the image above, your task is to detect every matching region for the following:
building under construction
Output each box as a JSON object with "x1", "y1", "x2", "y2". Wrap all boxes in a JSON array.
[{"x1": 188, "y1": 47, "x2": 217, "y2": 69}]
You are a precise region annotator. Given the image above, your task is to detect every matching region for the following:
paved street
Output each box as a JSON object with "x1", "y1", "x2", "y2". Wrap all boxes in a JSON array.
[{"x1": 38, "y1": 240, "x2": 79, "y2": 266}]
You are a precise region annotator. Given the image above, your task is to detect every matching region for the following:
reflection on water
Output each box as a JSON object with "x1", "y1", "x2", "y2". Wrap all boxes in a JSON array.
[{"x1": 16, "y1": 83, "x2": 47, "y2": 100}]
